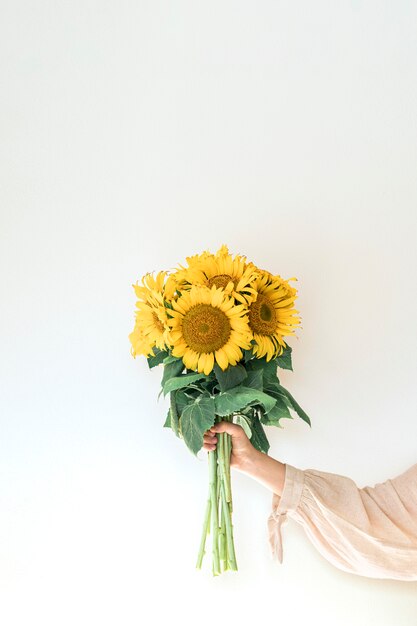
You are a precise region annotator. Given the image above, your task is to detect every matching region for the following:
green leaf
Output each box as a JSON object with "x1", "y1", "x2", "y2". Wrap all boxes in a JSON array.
[
  {"x1": 169, "y1": 391, "x2": 180, "y2": 436},
  {"x1": 163, "y1": 372, "x2": 207, "y2": 396},
  {"x1": 245, "y1": 369, "x2": 263, "y2": 390},
  {"x1": 240, "y1": 405, "x2": 257, "y2": 419},
  {"x1": 263, "y1": 382, "x2": 290, "y2": 404},
  {"x1": 277, "y1": 384, "x2": 312, "y2": 426},
  {"x1": 275, "y1": 345, "x2": 293, "y2": 371},
  {"x1": 161, "y1": 359, "x2": 184, "y2": 387},
  {"x1": 175, "y1": 389, "x2": 191, "y2": 415},
  {"x1": 243, "y1": 348, "x2": 254, "y2": 363},
  {"x1": 147, "y1": 348, "x2": 168, "y2": 369},
  {"x1": 214, "y1": 385, "x2": 276, "y2": 416},
  {"x1": 234, "y1": 414, "x2": 252, "y2": 438},
  {"x1": 198, "y1": 374, "x2": 217, "y2": 393},
  {"x1": 162, "y1": 392, "x2": 182, "y2": 437},
  {"x1": 163, "y1": 354, "x2": 181, "y2": 365},
  {"x1": 246, "y1": 358, "x2": 279, "y2": 385},
  {"x1": 242, "y1": 340, "x2": 256, "y2": 363},
  {"x1": 180, "y1": 394, "x2": 216, "y2": 455},
  {"x1": 260, "y1": 395, "x2": 293, "y2": 427},
  {"x1": 213, "y1": 363, "x2": 247, "y2": 391},
  {"x1": 245, "y1": 415, "x2": 270, "y2": 454},
  {"x1": 266, "y1": 382, "x2": 311, "y2": 427}
]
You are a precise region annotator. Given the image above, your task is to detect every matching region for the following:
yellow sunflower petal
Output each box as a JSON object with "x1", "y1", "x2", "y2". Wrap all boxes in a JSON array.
[{"x1": 215, "y1": 348, "x2": 229, "y2": 370}]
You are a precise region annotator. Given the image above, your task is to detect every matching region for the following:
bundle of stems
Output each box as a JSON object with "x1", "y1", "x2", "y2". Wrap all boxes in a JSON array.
[{"x1": 196, "y1": 416, "x2": 237, "y2": 575}]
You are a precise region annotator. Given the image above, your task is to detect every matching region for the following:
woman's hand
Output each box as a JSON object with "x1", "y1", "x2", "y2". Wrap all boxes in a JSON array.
[
  {"x1": 203, "y1": 421, "x2": 258, "y2": 471},
  {"x1": 203, "y1": 421, "x2": 287, "y2": 496}
]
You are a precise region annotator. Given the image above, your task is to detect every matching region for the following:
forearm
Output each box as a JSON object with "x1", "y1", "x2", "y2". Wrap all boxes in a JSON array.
[{"x1": 237, "y1": 449, "x2": 286, "y2": 496}]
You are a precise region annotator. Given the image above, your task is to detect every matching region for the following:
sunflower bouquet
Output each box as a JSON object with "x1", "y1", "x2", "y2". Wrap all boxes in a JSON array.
[{"x1": 129, "y1": 245, "x2": 311, "y2": 575}]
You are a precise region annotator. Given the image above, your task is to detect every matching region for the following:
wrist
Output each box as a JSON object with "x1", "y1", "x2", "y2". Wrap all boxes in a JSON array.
[
  {"x1": 241, "y1": 446, "x2": 263, "y2": 473},
  {"x1": 235, "y1": 446, "x2": 262, "y2": 474},
  {"x1": 238, "y1": 448, "x2": 286, "y2": 496}
]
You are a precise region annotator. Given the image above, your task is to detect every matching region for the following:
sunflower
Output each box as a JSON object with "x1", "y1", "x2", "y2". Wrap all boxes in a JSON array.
[
  {"x1": 182, "y1": 248, "x2": 213, "y2": 268},
  {"x1": 247, "y1": 270, "x2": 301, "y2": 361},
  {"x1": 168, "y1": 285, "x2": 252, "y2": 375},
  {"x1": 129, "y1": 271, "x2": 171, "y2": 357},
  {"x1": 128, "y1": 326, "x2": 155, "y2": 358},
  {"x1": 171, "y1": 245, "x2": 258, "y2": 305}
]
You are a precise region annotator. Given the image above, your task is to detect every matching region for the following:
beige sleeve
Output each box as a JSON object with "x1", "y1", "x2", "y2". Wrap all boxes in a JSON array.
[{"x1": 267, "y1": 462, "x2": 417, "y2": 581}]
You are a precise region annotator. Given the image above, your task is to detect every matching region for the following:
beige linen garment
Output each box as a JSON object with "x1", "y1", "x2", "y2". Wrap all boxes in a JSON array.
[{"x1": 268, "y1": 462, "x2": 417, "y2": 581}]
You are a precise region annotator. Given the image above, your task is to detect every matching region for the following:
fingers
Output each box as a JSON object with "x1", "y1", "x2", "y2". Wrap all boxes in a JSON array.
[
  {"x1": 203, "y1": 430, "x2": 217, "y2": 451},
  {"x1": 202, "y1": 420, "x2": 243, "y2": 451},
  {"x1": 210, "y1": 421, "x2": 242, "y2": 436}
]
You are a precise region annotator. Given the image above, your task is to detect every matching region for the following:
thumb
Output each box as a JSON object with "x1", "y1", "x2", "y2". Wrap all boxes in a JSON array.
[{"x1": 210, "y1": 421, "x2": 241, "y2": 436}]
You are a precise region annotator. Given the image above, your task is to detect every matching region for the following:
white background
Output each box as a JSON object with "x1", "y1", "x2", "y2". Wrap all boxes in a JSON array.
[{"x1": 1, "y1": 1, "x2": 417, "y2": 624}]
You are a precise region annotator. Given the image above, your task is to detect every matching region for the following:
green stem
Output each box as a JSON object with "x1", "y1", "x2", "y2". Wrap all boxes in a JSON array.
[
  {"x1": 218, "y1": 421, "x2": 238, "y2": 571},
  {"x1": 209, "y1": 448, "x2": 220, "y2": 576},
  {"x1": 196, "y1": 488, "x2": 211, "y2": 569},
  {"x1": 220, "y1": 477, "x2": 238, "y2": 570},
  {"x1": 216, "y1": 455, "x2": 220, "y2": 501},
  {"x1": 196, "y1": 415, "x2": 238, "y2": 574},
  {"x1": 224, "y1": 498, "x2": 229, "y2": 569},
  {"x1": 224, "y1": 417, "x2": 233, "y2": 512},
  {"x1": 220, "y1": 498, "x2": 226, "y2": 562},
  {"x1": 217, "y1": 441, "x2": 226, "y2": 570},
  {"x1": 219, "y1": 432, "x2": 232, "y2": 504},
  {"x1": 219, "y1": 504, "x2": 226, "y2": 564}
]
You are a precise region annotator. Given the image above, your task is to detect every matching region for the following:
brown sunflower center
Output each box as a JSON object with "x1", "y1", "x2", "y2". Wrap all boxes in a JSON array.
[
  {"x1": 152, "y1": 312, "x2": 165, "y2": 334},
  {"x1": 249, "y1": 294, "x2": 277, "y2": 335},
  {"x1": 182, "y1": 304, "x2": 231, "y2": 353},
  {"x1": 207, "y1": 274, "x2": 235, "y2": 290}
]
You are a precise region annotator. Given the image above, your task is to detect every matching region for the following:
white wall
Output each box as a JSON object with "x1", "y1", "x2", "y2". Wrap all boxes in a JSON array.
[{"x1": 1, "y1": 1, "x2": 417, "y2": 624}]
